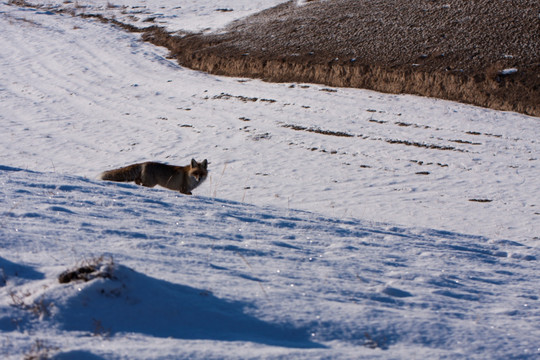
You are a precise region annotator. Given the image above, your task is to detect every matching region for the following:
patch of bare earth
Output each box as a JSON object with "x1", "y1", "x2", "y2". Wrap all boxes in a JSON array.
[{"x1": 142, "y1": 0, "x2": 539, "y2": 116}]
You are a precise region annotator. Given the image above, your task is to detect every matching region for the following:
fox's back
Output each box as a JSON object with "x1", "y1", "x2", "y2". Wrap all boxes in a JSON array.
[
  {"x1": 101, "y1": 159, "x2": 208, "y2": 195},
  {"x1": 142, "y1": 162, "x2": 183, "y2": 177}
]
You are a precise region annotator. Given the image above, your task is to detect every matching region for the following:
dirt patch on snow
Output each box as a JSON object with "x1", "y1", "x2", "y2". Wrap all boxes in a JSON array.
[{"x1": 142, "y1": 0, "x2": 539, "y2": 116}]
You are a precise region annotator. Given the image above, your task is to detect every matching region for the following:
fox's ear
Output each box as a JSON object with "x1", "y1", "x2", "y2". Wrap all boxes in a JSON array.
[
  {"x1": 191, "y1": 158, "x2": 197, "y2": 167},
  {"x1": 202, "y1": 159, "x2": 208, "y2": 169}
]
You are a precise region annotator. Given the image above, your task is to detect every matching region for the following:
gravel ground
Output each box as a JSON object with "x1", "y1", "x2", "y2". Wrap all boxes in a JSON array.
[{"x1": 224, "y1": 0, "x2": 539, "y2": 73}]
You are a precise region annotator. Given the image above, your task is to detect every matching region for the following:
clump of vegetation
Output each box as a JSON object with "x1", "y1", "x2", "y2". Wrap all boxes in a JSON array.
[
  {"x1": 58, "y1": 256, "x2": 114, "y2": 284},
  {"x1": 23, "y1": 339, "x2": 59, "y2": 360},
  {"x1": 9, "y1": 292, "x2": 52, "y2": 320}
]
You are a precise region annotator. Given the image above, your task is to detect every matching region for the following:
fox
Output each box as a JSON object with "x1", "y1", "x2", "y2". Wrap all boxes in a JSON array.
[{"x1": 100, "y1": 159, "x2": 208, "y2": 195}]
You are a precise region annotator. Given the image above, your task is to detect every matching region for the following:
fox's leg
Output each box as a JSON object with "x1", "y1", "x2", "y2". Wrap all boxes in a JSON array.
[
  {"x1": 178, "y1": 185, "x2": 192, "y2": 195},
  {"x1": 139, "y1": 169, "x2": 157, "y2": 187},
  {"x1": 140, "y1": 179, "x2": 157, "y2": 187}
]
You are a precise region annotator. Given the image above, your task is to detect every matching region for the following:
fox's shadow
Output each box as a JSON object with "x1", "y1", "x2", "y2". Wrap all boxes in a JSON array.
[{"x1": 57, "y1": 265, "x2": 323, "y2": 348}]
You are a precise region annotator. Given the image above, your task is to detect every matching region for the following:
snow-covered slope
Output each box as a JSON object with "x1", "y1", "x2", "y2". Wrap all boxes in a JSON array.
[
  {"x1": 15, "y1": 0, "x2": 287, "y2": 33},
  {"x1": 2, "y1": 165, "x2": 539, "y2": 359},
  {"x1": 1, "y1": 2, "x2": 539, "y2": 358},
  {"x1": 1, "y1": 3, "x2": 538, "y2": 244}
]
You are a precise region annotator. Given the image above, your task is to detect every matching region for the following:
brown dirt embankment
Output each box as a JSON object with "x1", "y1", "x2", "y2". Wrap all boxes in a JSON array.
[{"x1": 142, "y1": 0, "x2": 540, "y2": 117}]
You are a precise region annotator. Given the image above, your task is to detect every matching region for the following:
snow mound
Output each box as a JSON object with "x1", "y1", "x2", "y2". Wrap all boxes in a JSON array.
[{"x1": 54, "y1": 260, "x2": 318, "y2": 347}]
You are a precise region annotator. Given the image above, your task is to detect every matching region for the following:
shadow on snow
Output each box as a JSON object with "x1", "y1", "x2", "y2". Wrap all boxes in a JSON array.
[
  {"x1": 0, "y1": 256, "x2": 45, "y2": 285},
  {"x1": 57, "y1": 265, "x2": 323, "y2": 349}
]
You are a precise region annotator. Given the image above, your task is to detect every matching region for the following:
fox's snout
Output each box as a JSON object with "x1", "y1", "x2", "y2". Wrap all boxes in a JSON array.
[{"x1": 191, "y1": 171, "x2": 206, "y2": 182}]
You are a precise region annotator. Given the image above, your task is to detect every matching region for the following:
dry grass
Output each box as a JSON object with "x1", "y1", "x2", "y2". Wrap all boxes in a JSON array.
[
  {"x1": 9, "y1": 291, "x2": 52, "y2": 320},
  {"x1": 58, "y1": 256, "x2": 114, "y2": 284},
  {"x1": 23, "y1": 339, "x2": 59, "y2": 360}
]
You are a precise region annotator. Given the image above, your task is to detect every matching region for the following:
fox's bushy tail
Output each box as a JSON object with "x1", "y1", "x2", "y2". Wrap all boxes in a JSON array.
[{"x1": 100, "y1": 163, "x2": 142, "y2": 182}]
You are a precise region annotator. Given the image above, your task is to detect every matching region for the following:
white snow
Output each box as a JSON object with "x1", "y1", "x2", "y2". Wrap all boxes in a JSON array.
[
  {"x1": 15, "y1": 0, "x2": 287, "y2": 33},
  {"x1": 499, "y1": 68, "x2": 518, "y2": 76},
  {"x1": 1, "y1": 1, "x2": 539, "y2": 359}
]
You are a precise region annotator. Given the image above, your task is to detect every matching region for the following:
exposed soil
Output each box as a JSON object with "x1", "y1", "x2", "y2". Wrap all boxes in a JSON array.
[{"x1": 141, "y1": 0, "x2": 540, "y2": 116}]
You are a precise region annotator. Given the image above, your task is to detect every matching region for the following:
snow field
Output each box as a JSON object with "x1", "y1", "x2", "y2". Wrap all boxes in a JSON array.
[
  {"x1": 1, "y1": 166, "x2": 539, "y2": 358},
  {"x1": 1, "y1": 4, "x2": 538, "y2": 244},
  {"x1": 1, "y1": 1, "x2": 539, "y2": 358}
]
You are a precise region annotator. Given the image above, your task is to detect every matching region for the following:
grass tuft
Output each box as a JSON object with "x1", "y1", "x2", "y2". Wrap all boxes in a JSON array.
[{"x1": 58, "y1": 255, "x2": 114, "y2": 284}]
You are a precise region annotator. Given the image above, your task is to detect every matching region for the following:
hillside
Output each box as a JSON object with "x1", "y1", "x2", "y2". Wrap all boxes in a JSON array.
[
  {"x1": 1, "y1": 1, "x2": 539, "y2": 358},
  {"x1": 2, "y1": 165, "x2": 539, "y2": 359},
  {"x1": 13, "y1": 0, "x2": 540, "y2": 115}
]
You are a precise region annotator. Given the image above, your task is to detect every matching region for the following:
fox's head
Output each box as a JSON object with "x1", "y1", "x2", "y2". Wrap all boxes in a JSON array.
[{"x1": 189, "y1": 159, "x2": 208, "y2": 183}]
